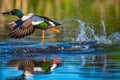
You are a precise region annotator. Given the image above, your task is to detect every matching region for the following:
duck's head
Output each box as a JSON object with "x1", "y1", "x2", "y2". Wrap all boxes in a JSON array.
[{"x1": 1, "y1": 9, "x2": 24, "y2": 18}]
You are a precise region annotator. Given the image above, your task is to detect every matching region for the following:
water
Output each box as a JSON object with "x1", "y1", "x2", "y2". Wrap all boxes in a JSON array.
[
  {"x1": 0, "y1": 1, "x2": 120, "y2": 79},
  {"x1": 0, "y1": 18, "x2": 120, "y2": 80},
  {"x1": 0, "y1": 51, "x2": 120, "y2": 80}
]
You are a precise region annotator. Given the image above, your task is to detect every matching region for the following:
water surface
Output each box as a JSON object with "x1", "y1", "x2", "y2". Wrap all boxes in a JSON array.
[{"x1": 0, "y1": 0, "x2": 120, "y2": 80}]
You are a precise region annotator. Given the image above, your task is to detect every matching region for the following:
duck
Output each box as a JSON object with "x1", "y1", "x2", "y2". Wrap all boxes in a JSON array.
[
  {"x1": 34, "y1": 57, "x2": 60, "y2": 74},
  {"x1": 8, "y1": 58, "x2": 60, "y2": 77},
  {"x1": 1, "y1": 9, "x2": 61, "y2": 44}
]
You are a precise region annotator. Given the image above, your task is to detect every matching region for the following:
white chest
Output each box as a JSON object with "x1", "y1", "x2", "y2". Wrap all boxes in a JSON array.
[{"x1": 21, "y1": 13, "x2": 34, "y2": 21}]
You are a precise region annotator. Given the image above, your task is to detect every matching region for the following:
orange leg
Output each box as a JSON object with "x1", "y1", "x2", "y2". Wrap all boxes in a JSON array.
[{"x1": 41, "y1": 30, "x2": 45, "y2": 44}]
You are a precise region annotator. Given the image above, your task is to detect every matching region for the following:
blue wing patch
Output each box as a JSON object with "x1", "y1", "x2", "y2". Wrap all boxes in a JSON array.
[{"x1": 14, "y1": 19, "x2": 24, "y2": 30}]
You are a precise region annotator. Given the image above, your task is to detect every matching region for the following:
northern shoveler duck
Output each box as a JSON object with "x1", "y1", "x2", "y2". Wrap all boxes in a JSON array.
[
  {"x1": 2, "y1": 9, "x2": 61, "y2": 44},
  {"x1": 33, "y1": 57, "x2": 60, "y2": 74},
  {"x1": 8, "y1": 58, "x2": 60, "y2": 77}
]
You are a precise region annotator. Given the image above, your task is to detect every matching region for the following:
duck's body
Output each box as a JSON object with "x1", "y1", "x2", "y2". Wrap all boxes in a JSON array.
[
  {"x1": 8, "y1": 58, "x2": 60, "y2": 76},
  {"x1": 2, "y1": 9, "x2": 61, "y2": 43}
]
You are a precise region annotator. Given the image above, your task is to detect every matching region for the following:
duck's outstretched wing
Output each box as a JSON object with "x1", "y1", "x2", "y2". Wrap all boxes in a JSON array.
[{"x1": 8, "y1": 19, "x2": 36, "y2": 39}]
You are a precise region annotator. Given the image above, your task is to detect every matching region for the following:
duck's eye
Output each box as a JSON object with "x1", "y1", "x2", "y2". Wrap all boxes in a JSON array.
[{"x1": 11, "y1": 10, "x2": 16, "y2": 15}]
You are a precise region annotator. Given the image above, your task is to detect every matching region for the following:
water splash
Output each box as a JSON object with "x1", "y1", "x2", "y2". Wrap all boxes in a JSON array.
[
  {"x1": 109, "y1": 32, "x2": 120, "y2": 43},
  {"x1": 76, "y1": 19, "x2": 88, "y2": 42},
  {"x1": 60, "y1": 18, "x2": 120, "y2": 44},
  {"x1": 75, "y1": 19, "x2": 120, "y2": 44},
  {"x1": 92, "y1": 20, "x2": 112, "y2": 44},
  {"x1": 96, "y1": 20, "x2": 111, "y2": 44}
]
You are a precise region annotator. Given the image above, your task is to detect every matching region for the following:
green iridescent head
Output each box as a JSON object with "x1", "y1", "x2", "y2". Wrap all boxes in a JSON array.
[{"x1": 2, "y1": 9, "x2": 24, "y2": 18}]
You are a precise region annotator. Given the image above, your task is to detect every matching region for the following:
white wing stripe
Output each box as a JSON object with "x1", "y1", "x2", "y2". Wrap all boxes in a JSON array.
[
  {"x1": 49, "y1": 21, "x2": 55, "y2": 26},
  {"x1": 32, "y1": 21, "x2": 43, "y2": 25}
]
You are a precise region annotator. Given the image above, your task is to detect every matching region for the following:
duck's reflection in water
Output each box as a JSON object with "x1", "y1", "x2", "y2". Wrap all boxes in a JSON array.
[{"x1": 7, "y1": 57, "x2": 61, "y2": 80}]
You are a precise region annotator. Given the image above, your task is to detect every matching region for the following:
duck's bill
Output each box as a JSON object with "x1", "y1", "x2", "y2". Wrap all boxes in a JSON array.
[{"x1": 1, "y1": 11, "x2": 12, "y2": 16}]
